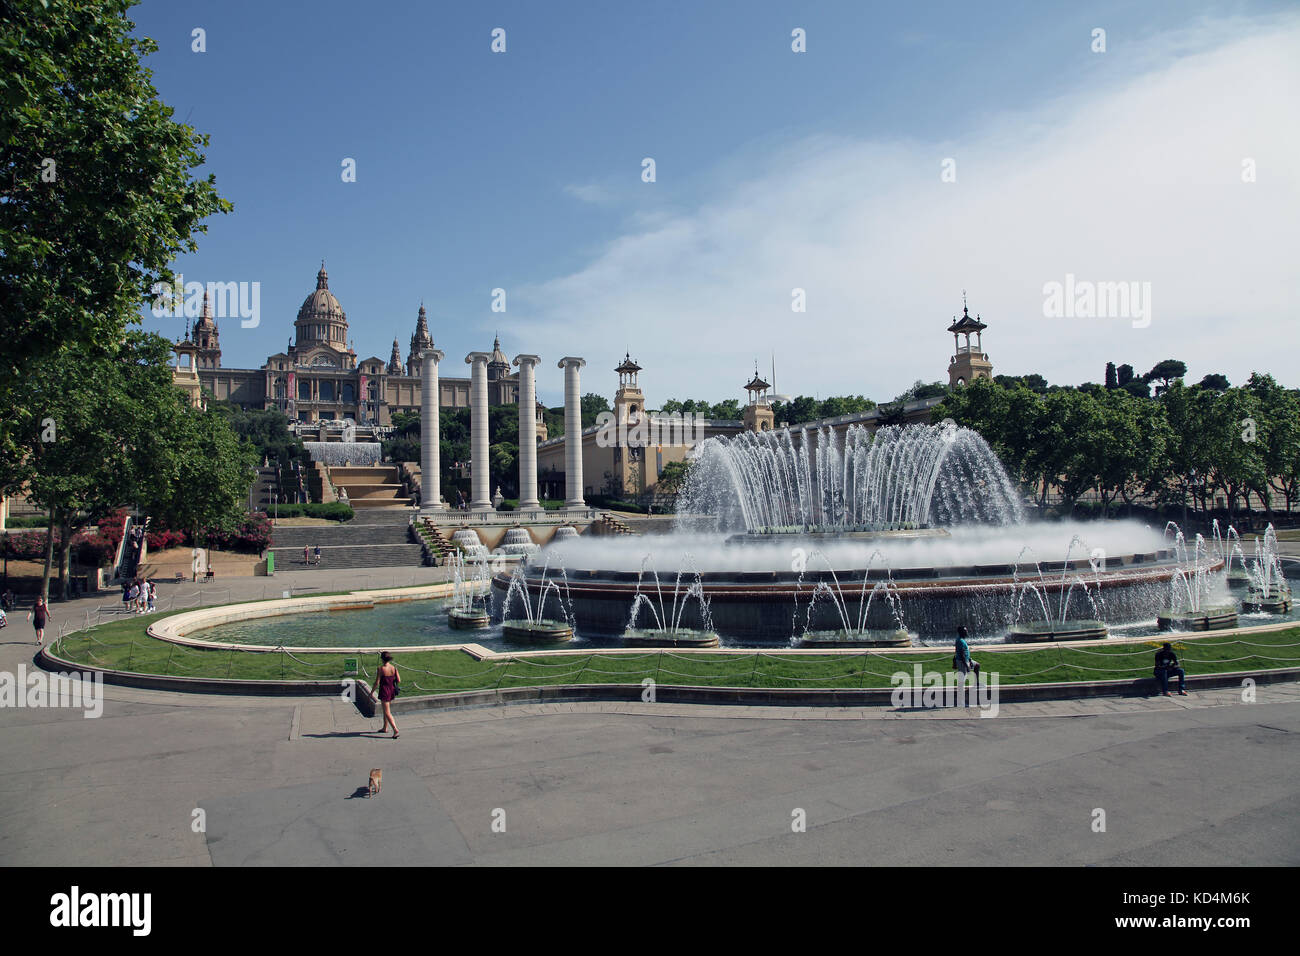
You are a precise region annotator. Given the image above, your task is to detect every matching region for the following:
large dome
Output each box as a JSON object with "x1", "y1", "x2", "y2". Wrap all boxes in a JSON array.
[
  {"x1": 298, "y1": 265, "x2": 346, "y2": 323},
  {"x1": 294, "y1": 264, "x2": 348, "y2": 349}
]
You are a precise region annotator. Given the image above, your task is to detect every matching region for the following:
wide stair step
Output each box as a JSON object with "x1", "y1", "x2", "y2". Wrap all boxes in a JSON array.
[
  {"x1": 269, "y1": 543, "x2": 426, "y2": 570},
  {"x1": 271, "y1": 523, "x2": 414, "y2": 548}
]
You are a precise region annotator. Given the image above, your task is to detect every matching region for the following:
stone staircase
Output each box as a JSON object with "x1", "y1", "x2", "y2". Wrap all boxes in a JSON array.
[
  {"x1": 328, "y1": 465, "x2": 414, "y2": 510},
  {"x1": 268, "y1": 510, "x2": 425, "y2": 569},
  {"x1": 597, "y1": 512, "x2": 638, "y2": 535},
  {"x1": 415, "y1": 518, "x2": 453, "y2": 563},
  {"x1": 250, "y1": 466, "x2": 277, "y2": 511}
]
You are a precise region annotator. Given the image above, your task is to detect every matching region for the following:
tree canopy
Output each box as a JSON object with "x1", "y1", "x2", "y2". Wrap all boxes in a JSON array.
[{"x1": 0, "y1": 0, "x2": 231, "y2": 472}]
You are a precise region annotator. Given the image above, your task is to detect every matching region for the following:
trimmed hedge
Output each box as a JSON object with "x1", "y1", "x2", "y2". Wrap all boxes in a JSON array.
[
  {"x1": 3, "y1": 515, "x2": 50, "y2": 529},
  {"x1": 262, "y1": 502, "x2": 355, "y2": 521},
  {"x1": 587, "y1": 495, "x2": 648, "y2": 514}
]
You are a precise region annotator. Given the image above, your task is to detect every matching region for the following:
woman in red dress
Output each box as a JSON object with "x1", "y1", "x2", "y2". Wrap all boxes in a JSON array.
[{"x1": 376, "y1": 651, "x2": 400, "y2": 739}]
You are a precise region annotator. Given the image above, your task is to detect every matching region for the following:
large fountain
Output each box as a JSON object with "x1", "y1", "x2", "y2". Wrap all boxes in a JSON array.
[{"x1": 491, "y1": 423, "x2": 1224, "y2": 643}]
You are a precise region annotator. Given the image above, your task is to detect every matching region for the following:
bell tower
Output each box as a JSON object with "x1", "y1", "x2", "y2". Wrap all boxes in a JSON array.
[
  {"x1": 946, "y1": 293, "x2": 993, "y2": 387},
  {"x1": 613, "y1": 352, "x2": 644, "y2": 425},
  {"x1": 742, "y1": 367, "x2": 775, "y2": 432},
  {"x1": 192, "y1": 292, "x2": 221, "y2": 369}
]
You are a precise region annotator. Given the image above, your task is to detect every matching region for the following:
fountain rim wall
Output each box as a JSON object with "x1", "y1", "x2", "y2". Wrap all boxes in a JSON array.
[
  {"x1": 147, "y1": 583, "x2": 471, "y2": 654},
  {"x1": 503, "y1": 551, "x2": 1194, "y2": 591}
]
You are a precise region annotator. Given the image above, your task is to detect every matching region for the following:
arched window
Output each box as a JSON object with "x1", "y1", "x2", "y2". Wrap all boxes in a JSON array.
[{"x1": 341, "y1": 383, "x2": 355, "y2": 403}]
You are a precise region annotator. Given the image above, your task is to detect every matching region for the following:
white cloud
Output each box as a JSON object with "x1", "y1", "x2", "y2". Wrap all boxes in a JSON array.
[
  {"x1": 514, "y1": 16, "x2": 1300, "y2": 405},
  {"x1": 563, "y1": 182, "x2": 615, "y2": 204}
]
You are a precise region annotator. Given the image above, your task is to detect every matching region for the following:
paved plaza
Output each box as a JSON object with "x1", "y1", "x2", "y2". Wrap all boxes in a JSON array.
[{"x1": 1, "y1": 566, "x2": 1297, "y2": 866}]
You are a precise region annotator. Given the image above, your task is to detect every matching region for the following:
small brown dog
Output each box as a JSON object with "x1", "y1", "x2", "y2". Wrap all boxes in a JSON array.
[{"x1": 368, "y1": 768, "x2": 382, "y2": 797}]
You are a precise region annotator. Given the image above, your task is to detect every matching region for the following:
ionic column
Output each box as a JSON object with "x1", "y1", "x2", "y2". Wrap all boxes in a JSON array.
[
  {"x1": 558, "y1": 357, "x2": 586, "y2": 508},
  {"x1": 465, "y1": 352, "x2": 492, "y2": 511},
  {"x1": 420, "y1": 349, "x2": 445, "y2": 512},
  {"x1": 514, "y1": 354, "x2": 541, "y2": 509}
]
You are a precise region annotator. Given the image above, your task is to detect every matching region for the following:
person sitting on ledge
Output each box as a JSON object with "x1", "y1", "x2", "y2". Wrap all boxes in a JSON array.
[
  {"x1": 954, "y1": 626, "x2": 980, "y2": 685},
  {"x1": 1154, "y1": 642, "x2": 1188, "y2": 697}
]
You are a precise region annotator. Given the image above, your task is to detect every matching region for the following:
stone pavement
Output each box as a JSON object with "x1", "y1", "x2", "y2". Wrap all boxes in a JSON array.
[{"x1": 2, "y1": 566, "x2": 1298, "y2": 866}]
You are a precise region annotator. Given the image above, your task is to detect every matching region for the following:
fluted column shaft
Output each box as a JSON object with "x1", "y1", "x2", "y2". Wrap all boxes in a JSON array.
[
  {"x1": 420, "y1": 349, "x2": 445, "y2": 512},
  {"x1": 558, "y1": 357, "x2": 586, "y2": 508},
  {"x1": 514, "y1": 355, "x2": 541, "y2": 509},
  {"x1": 466, "y1": 352, "x2": 492, "y2": 511}
]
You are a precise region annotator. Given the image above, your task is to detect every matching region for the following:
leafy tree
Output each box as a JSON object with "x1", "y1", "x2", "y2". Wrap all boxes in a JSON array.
[
  {"x1": 1105, "y1": 362, "x2": 1118, "y2": 389},
  {"x1": 542, "y1": 406, "x2": 566, "y2": 439},
  {"x1": 0, "y1": 0, "x2": 230, "y2": 479},
  {"x1": 655, "y1": 459, "x2": 692, "y2": 496},
  {"x1": 21, "y1": 332, "x2": 253, "y2": 600},
  {"x1": 1195, "y1": 373, "x2": 1230, "y2": 391},
  {"x1": 770, "y1": 396, "x2": 820, "y2": 424},
  {"x1": 150, "y1": 401, "x2": 259, "y2": 550},
  {"x1": 709, "y1": 399, "x2": 742, "y2": 420},
  {"x1": 1203, "y1": 387, "x2": 1266, "y2": 520},
  {"x1": 1146, "y1": 359, "x2": 1187, "y2": 395},
  {"x1": 580, "y1": 392, "x2": 610, "y2": 427},
  {"x1": 1244, "y1": 373, "x2": 1300, "y2": 514},
  {"x1": 212, "y1": 404, "x2": 309, "y2": 471},
  {"x1": 820, "y1": 395, "x2": 876, "y2": 417},
  {"x1": 1116, "y1": 364, "x2": 1135, "y2": 387},
  {"x1": 1121, "y1": 378, "x2": 1150, "y2": 399}
]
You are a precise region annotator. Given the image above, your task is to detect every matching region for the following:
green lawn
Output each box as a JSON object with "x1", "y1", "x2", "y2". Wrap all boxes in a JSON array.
[{"x1": 47, "y1": 610, "x2": 1300, "y2": 696}]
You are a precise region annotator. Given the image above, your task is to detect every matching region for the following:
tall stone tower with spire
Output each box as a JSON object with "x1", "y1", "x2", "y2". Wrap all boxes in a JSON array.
[
  {"x1": 192, "y1": 291, "x2": 221, "y2": 369},
  {"x1": 387, "y1": 338, "x2": 403, "y2": 375},
  {"x1": 405, "y1": 304, "x2": 434, "y2": 376},
  {"x1": 946, "y1": 293, "x2": 993, "y2": 387}
]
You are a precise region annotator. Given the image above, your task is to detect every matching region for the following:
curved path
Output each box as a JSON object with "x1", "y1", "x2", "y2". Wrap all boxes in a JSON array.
[{"x1": 2, "y1": 565, "x2": 1298, "y2": 866}]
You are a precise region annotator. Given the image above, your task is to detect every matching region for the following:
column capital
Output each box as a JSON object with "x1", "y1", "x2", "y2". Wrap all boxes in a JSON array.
[
  {"x1": 422, "y1": 348, "x2": 445, "y2": 364},
  {"x1": 512, "y1": 354, "x2": 541, "y2": 368},
  {"x1": 557, "y1": 356, "x2": 586, "y2": 370},
  {"x1": 465, "y1": 351, "x2": 491, "y2": 366}
]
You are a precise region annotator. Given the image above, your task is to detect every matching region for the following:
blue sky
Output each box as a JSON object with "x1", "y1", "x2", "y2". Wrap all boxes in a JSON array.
[{"x1": 133, "y1": 0, "x2": 1300, "y2": 406}]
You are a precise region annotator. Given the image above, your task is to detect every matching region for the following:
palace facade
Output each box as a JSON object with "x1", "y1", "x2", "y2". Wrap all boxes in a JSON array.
[{"x1": 172, "y1": 265, "x2": 537, "y2": 428}]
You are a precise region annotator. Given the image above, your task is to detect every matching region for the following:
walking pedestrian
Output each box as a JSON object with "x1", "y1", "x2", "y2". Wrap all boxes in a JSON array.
[
  {"x1": 375, "y1": 651, "x2": 400, "y2": 739},
  {"x1": 28, "y1": 597, "x2": 48, "y2": 645},
  {"x1": 314, "y1": 545, "x2": 321, "y2": 566},
  {"x1": 303, "y1": 544, "x2": 310, "y2": 566}
]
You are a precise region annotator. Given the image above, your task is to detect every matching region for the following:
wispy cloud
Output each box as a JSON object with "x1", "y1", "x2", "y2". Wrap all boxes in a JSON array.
[
  {"x1": 515, "y1": 16, "x2": 1300, "y2": 404},
  {"x1": 563, "y1": 182, "x2": 616, "y2": 204}
]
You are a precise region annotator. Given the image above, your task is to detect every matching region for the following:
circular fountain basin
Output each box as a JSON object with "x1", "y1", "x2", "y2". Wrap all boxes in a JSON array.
[
  {"x1": 495, "y1": 544, "x2": 1192, "y2": 643},
  {"x1": 447, "y1": 607, "x2": 491, "y2": 629},
  {"x1": 1240, "y1": 586, "x2": 1292, "y2": 613},
  {"x1": 1157, "y1": 604, "x2": 1239, "y2": 631},
  {"x1": 1226, "y1": 568, "x2": 1251, "y2": 589},
  {"x1": 798, "y1": 629, "x2": 912, "y2": 648},
  {"x1": 1005, "y1": 620, "x2": 1109, "y2": 643},
  {"x1": 622, "y1": 628, "x2": 720, "y2": 648},
  {"x1": 501, "y1": 619, "x2": 574, "y2": 643}
]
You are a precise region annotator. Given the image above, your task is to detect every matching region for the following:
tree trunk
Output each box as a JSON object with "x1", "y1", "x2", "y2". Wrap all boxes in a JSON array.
[
  {"x1": 58, "y1": 514, "x2": 74, "y2": 601},
  {"x1": 40, "y1": 512, "x2": 55, "y2": 604}
]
